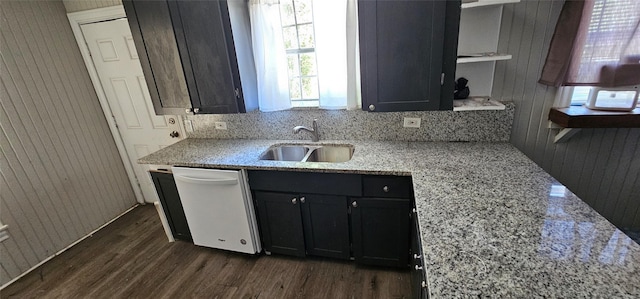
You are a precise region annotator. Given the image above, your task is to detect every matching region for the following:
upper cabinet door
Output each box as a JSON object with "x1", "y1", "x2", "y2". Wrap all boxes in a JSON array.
[
  {"x1": 124, "y1": 0, "x2": 252, "y2": 115},
  {"x1": 123, "y1": 0, "x2": 191, "y2": 115},
  {"x1": 171, "y1": 0, "x2": 246, "y2": 114},
  {"x1": 358, "y1": 0, "x2": 460, "y2": 112}
]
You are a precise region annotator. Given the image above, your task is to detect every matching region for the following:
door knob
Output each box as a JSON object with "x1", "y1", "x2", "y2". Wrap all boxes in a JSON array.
[
  {"x1": 352, "y1": 201, "x2": 357, "y2": 208},
  {"x1": 383, "y1": 186, "x2": 389, "y2": 192},
  {"x1": 292, "y1": 198, "x2": 297, "y2": 204},
  {"x1": 300, "y1": 197, "x2": 306, "y2": 203},
  {"x1": 368, "y1": 104, "x2": 375, "y2": 111},
  {"x1": 169, "y1": 131, "x2": 179, "y2": 138}
]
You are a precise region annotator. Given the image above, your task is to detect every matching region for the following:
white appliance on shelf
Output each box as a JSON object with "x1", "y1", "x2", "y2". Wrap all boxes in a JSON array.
[{"x1": 171, "y1": 167, "x2": 261, "y2": 254}]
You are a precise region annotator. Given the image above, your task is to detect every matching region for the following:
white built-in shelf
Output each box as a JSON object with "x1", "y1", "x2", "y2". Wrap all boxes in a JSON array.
[
  {"x1": 462, "y1": 0, "x2": 520, "y2": 9},
  {"x1": 453, "y1": 97, "x2": 506, "y2": 111},
  {"x1": 457, "y1": 53, "x2": 512, "y2": 64}
]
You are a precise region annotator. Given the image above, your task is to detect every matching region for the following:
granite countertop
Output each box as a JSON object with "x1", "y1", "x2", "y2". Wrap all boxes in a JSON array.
[{"x1": 139, "y1": 138, "x2": 640, "y2": 298}]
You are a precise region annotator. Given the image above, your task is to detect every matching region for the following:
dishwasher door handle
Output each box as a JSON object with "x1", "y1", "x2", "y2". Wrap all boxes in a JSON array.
[{"x1": 174, "y1": 175, "x2": 238, "y2": 185}]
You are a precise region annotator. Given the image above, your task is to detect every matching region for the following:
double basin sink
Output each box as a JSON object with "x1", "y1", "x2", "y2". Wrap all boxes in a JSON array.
[{"x1": 260, "y1": 144, "x2": 354, "y2": 163}]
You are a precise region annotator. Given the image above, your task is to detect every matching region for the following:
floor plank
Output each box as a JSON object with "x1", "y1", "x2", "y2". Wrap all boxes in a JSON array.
[{"x1": 2, "y1": 205, "x2": 411, "y2": 298}]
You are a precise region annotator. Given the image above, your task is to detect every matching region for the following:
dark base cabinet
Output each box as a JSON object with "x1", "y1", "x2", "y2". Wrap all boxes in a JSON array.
[
  {"x1": 248, "y1": 170, "x2": 415, "y2": 268},
  {"x1": 254, "y1": 191, "x2": 306, "y2": 257},
  {"x1": 301, "y1": 194, "x2": 350, "y2": 259},
  {"x1": 411, "y1": 209, "x2": 428, "y2": 299},
  {"x1": 253, "y1": 191, "x2": 351, "y2": 259},
  {"x1": 150, "y1": 170, "x2": 191, "y2": 241},
  {"x1": 351, "y1": 198, "x2": 411, "y2": 268}
]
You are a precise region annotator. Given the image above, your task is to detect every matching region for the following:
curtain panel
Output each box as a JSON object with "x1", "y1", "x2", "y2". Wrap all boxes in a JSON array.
[{"x1": 539, "y1": 0, "x2": 640, "y2": 87}]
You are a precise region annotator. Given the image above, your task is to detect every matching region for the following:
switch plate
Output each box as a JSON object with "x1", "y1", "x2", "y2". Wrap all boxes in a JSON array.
[
  {"x1": 403, "y1": 117, "x2": 421, "y2": 128},
  {"x1": 215, "y1": 121, "x2": 228, "y2": 130}
]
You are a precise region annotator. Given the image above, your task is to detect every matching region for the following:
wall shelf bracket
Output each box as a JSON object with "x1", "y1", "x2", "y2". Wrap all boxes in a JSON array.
[{"x1": 548, "y1": 121, "x2": 581, "y2": 143}]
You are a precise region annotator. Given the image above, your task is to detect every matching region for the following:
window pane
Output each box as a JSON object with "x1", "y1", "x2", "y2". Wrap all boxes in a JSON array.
[
  {"x1": 287, "y1": 54, "x2": 300, "y2": 77},
  {"x1": 280, "y1": 0, "x2": 296, "y2": 26},
  {"x1": 299, "y1": 53, "x2": 317, "y2": 76},
  {"x1": 294, "y1": 0, "x2": 313, "y2": 23},
  {"x1": 289, "y1": 78, "x2": 301, "y2": 99},
  {"x1": 282, "y1": 26, "x2": 298, "y2": 49},
  {"x1": 297, "y1": 24, "x2": 314, "y2": 48},
  {"x1": 301, "y1": 77, "x2": 319, "y2": 99},
  {"x1": 570, "y1": 86, "x2": 593, "y2": 106}
]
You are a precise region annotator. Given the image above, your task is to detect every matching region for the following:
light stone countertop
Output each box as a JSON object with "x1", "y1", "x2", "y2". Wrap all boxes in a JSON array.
[{"x1": 139, "y1": 138, "x2": 640, "y2": 298}]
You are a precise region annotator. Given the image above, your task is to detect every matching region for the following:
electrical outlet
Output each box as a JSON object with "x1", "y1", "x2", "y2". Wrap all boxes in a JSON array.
[
  {"x1": 215, "y1": 121, "x2": 228, "y2": 130},
  {"x1": 184, "y1": 119, "x2": 194, "y2": 132},
  {"x1": 403, "y1": 117, "x2": 421, "y2": 128}
]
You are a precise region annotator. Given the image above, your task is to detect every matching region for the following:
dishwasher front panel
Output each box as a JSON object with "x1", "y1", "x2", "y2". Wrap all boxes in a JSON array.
[{"x1": 171, "y1": 167, "x2": 261, "y2": 254}]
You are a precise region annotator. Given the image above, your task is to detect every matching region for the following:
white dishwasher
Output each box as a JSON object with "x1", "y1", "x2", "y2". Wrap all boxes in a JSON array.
[{"x1": 171, "y1": 167, "x2": 261, "y2": 254}]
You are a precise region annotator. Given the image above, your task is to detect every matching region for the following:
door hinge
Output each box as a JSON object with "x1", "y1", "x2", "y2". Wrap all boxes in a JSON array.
[{"x1": 440, "y1": 73, "x2": 445, "y2": 85}]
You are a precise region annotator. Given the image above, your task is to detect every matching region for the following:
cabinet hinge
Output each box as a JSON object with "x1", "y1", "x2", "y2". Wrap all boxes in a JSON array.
[
  {"x1": 234, "y1": 88, "x2": 240, "y2": 98},
  {"x1": 440, "y1": 73, "x2": 445, "y2": 85}
]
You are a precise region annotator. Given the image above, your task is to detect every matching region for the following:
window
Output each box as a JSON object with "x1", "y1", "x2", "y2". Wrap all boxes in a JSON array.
[
  {"x1": 569, "y1": 86, "x2": 639, "y2": 108},
  {"x1": 279, "y1": 0, "x2": 320, "y2": 107},
  {"x1": 249, "y1": 0, "x2": 359, "y2": 111},
  {"x1": 554, "y1": 0, "x2": 640, "y2": 109}
]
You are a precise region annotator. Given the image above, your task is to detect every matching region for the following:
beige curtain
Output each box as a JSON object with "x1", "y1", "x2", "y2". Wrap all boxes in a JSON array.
[{"x1": 539, "y1": 0, "x2": 640, "y2": 87}]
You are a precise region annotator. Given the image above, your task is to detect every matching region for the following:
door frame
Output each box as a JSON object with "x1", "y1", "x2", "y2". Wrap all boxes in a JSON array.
[{"x1": 67, "y1": 6, "x2": 145, "y2": 204}]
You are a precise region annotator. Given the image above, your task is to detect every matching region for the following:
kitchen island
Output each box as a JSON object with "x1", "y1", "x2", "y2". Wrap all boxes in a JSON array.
[{"x1": 139, "y1": 138, "x2": 640, "y2": 298}]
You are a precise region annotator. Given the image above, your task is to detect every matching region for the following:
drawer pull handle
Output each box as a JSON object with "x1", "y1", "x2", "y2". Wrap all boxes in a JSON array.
[
  {"x1": 300, "y1": 197, "x2": 306, "y2": 203},
  {"x1": 415, "y1": 265, "x2": 423, "y2": 271},
  {"x1": 292, "y1": 198, "x2": 297, "y2": 204},
  {"x1": 383, "y1": 186, "x2": 389, "y2": 192},
  {"x1": 352, "y1": 201, "x2": 358, "y2": 208},
  {"x1": 421, "y1": 281, "x2": 427, "y2": 288}
]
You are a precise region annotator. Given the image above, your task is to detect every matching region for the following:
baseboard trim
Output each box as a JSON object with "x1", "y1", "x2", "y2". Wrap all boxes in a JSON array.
[{"x1": 0, "y1": 204, "x2": 140, "y2": 290}]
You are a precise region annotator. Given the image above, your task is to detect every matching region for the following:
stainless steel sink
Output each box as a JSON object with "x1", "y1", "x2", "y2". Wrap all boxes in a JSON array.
[
  {"x1": 259, "y1": 145, "x2": 309, "y2": 161},
  {"x1": 259, "y1": 144, "x2": 354, "y2": 163},
  {"x1": 305, "y1": 146, "x2": 354, "y2": 163}
]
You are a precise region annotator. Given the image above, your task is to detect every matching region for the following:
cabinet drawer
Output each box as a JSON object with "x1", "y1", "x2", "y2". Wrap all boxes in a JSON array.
[
  {"x1": 248, "y1": 170, "x2": 362, "y2": 196},
  {"x1": 362, "y1": 175, "x2": 413, "y2": 198}
]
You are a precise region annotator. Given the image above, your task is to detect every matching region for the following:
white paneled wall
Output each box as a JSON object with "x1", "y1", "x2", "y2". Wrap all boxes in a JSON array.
[
  {"x1": 63, "y1": 0, "x2": 122, "y2": 12},
  {"x1": 0, "y1": 0, "x2": 136, "y2": 286},
  {"x1": 492, "y1": 0, "x2": 640, "y2": 229}
]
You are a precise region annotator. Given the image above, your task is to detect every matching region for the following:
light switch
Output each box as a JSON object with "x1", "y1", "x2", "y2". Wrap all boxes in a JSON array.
[
  {"x1": 403, "y1": 117, "x2": 421, "y2": 128},
  {"x1": 215, "y1": 121, "x2": 228, "y2": 130}
]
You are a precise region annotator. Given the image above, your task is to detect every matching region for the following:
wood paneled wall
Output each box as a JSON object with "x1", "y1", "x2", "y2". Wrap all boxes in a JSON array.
[
  {"x1": 63, "y1": 0, "x2": 122, "y2": 12},
  {"x1": 0, "y1": 0, "x2": 136, "y2": 286},
  {"x1": 492, "y1": 0, "x2": 640, "y2": 229}
]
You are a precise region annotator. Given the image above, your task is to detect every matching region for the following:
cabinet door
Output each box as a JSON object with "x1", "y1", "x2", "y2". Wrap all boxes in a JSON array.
[
  {"x1": 411, "y1": 208, "x2": 427, "y2": 298},
  {"x1": 358, "y1": 0, "x2": 449, "y2": 112},
  {"x1": 254, "y1": 191, "x2": 305, "y2": 257},
  {"x1": 123, "y1": 0, "x2": 191, "y2": 115},
  {"x1": 172, "y1": 0, "x2": 245, "y2": 114},
  {"x1": 300, "y1": 195, "x2": 350, "y2": 259},
  {"x1": 351, "y1": 197, "x2": 411, "y2": 267},
  {"x1": 150, "y1": 171, "x2": 192, "y2": 241}
]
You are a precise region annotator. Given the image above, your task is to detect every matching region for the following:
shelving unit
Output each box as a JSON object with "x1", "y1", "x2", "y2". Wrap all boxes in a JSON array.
[
  {"x1": 461, "y1": 0, "x2": 520, "y2": 9},
  {"x1": 455, "y1": 0, "x2": 519, "y2": 100},
  {"x1": 457, "y1": 53, "x2": 512, "y2": 64}
]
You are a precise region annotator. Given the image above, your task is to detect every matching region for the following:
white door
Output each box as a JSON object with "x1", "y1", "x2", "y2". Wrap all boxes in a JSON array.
[{"x1": 81, "y1": 18, "x2": 185, "y2": 203}]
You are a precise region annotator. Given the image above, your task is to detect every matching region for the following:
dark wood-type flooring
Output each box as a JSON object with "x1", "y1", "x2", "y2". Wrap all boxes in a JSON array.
[{"x1": 2, "y1": 205, "x2": 411, "y2": 298}]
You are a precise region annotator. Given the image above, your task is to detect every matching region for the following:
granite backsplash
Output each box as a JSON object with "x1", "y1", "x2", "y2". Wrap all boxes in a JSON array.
[{"x1": 184, "y1": 102, "x2": 514, "y2": 142}]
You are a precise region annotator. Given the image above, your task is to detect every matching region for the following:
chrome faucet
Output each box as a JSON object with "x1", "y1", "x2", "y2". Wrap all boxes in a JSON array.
[{"x1": 293, "y1": 119, "x2": 320, "y2": 142}]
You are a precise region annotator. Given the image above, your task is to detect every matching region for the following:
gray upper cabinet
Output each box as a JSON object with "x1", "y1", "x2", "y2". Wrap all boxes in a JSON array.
[
  {"x1": 123, "y1": 0, "x2": 257, "y2": 115},
  {"x1": 358, "y1": 0, "x2": 461, "y2": 112}
]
